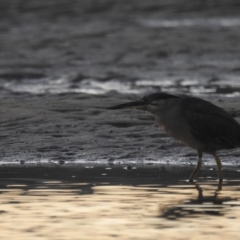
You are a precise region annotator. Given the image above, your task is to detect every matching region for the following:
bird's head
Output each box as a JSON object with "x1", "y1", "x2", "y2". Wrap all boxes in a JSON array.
[{"x1": 108, "y1": 92, "x2": 180, "y2": 113}]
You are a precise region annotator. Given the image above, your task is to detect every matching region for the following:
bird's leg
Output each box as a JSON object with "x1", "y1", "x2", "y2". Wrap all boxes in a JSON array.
[
  {"x1": 189, "y1": 150, "x2": 202, "y2": 182},
  {"x1": 212, "y1": 153, "x2": 223, "y2": 182},
  {"x1": 217, "y1": 180, "x2": 222, "y2": 191}
]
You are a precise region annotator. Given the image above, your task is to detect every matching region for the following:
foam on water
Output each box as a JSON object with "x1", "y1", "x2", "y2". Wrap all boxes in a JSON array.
[{"x1": 138, "y1": 17, "x2": 240, "y2": 28}]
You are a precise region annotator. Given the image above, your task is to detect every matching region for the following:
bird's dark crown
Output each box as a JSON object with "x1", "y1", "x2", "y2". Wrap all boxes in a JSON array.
[
  {"x1": 141, "y1": 92, "x2": 180, "y2": 103},
  {"x1": 108, "y1": 92, "x2": 180, "y2": 110}
]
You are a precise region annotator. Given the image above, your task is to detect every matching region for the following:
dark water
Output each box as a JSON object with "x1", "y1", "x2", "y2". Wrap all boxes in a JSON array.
[
  {"x1": 1, "y1": 1, "x2": 240, "y2": 97},
  {"x1": 0, "y1": 165, "x2": 239, "y2": 239}
]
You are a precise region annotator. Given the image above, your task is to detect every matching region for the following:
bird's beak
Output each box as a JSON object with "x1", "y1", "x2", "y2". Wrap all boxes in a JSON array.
[{"x1": 108, "y1": 100, "x2": 145, "y2": 110}]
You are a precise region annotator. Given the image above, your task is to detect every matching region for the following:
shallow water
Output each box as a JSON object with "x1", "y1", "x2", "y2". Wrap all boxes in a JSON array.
[{"x1": 0, "y1": 165, "x2": 239, "y2": 239}]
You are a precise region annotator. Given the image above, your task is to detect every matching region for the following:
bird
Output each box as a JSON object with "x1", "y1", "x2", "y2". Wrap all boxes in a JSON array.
[{"x1": 108, "y1": 92, "x2": 240, "y2": 182}]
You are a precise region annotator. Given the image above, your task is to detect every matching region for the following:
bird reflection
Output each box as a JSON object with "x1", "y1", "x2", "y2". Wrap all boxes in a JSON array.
[
  {"x1": 193, "y1": 180, "x2": 222, "y2": 199},
  {"x1": 159, "y1": 181, "x2": 237, "y2": 219}
]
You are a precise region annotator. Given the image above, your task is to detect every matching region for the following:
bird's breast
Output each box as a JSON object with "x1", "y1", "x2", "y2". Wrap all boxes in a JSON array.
[{"x1": 154, "y1": 112, "x2": 202, "y2": 150}]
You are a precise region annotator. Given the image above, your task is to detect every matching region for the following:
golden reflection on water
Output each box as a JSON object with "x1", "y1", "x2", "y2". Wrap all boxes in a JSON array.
[
  {"x1": 0, "y1": 168, "x2": 240, "y2": 240},
  {"x1": 0, "y1": 167, "x2": 240, "y2": 239}
]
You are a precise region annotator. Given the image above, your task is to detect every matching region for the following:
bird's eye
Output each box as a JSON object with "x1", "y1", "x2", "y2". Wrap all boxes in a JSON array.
[{"x1": 143, "y1": 98, "x2": 151, "y2": 104}]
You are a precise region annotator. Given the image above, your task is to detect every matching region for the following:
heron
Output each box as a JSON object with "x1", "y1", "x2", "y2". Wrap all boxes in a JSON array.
[{"x1": 109, "y1": 92, "x2": 240, "y2": 182}]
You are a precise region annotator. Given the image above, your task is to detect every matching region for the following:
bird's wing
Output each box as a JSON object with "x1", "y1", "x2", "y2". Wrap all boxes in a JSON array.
[{"x1": 181, "y1": 97, "x2": 240, "y2": 146}]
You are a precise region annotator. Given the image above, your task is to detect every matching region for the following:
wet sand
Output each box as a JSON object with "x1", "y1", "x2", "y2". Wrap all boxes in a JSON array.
[{"x1": 1, "y1": 92, "x2": 240, "y2": 167}]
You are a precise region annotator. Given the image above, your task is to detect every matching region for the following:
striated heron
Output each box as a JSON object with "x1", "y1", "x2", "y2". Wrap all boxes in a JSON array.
[{"x1": 109, "y1": 92, "x2": 240, "y2": 182}]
